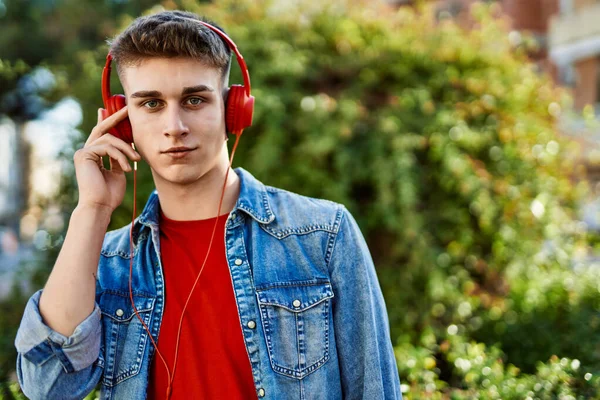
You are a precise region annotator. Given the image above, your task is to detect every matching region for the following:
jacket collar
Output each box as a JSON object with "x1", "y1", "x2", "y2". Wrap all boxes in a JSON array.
[
  {"x1": 136, "y1": 167, "x2": 275, "y2": 231},
  {"x1": 233, "y1": 167, "x2": 276, "y2": 224}
]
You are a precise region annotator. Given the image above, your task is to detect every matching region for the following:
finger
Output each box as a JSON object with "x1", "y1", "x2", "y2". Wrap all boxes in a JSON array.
[
  {"x1": 87, "y1": 106, "x2": 129, "y2": 145},
  {"x1": 104, "y1": 146, "x2": 131, "y2": 172},
  {"x1": 91, "y1": 133, "x2": 141, "y2": 161},
  {"x1": 98, "y1": 106, "x2": 129, "y2": 131},
  {"x1": 86, "y1": 109, "x2": 106, "y2": 147},
  {"x1": 95, "y1": 109, "x2": 104, "y2": 168},
  {"x1": 78, "y1": 144, "x2": 131, "y2": 172},
  {"x1": 109, "y1": 156, "x2": 125, "y2": 173}
]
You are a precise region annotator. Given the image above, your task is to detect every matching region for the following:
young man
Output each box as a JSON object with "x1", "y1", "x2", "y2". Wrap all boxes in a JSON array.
[{"x1": 14, "y1": 10, "x2": 401, "y2": 400}]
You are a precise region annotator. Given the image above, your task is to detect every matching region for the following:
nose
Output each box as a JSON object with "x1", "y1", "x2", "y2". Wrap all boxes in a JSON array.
[{"x1": 163, "y1": 106, "x2": 189, "y2": 139}]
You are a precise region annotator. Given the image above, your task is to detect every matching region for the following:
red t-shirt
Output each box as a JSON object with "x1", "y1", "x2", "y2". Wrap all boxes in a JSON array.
[{"x1": 146, "y1": 210, "x2": 256, "y2": 400}]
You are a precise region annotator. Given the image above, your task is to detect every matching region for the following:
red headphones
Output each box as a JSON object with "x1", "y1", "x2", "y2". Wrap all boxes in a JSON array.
[{"x1": 101, "y1": 20, "x2": 255, "y2": 142}]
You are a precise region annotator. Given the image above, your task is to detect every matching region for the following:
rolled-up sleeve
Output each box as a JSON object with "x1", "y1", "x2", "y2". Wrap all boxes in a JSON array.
[{"x1": 15, "y1": 289, "x2": 103, "y2": 400}]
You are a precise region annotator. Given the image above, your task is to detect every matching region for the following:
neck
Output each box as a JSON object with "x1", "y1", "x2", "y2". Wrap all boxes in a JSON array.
[{"x1": 153, "y1": 163, "x2": 240, "y2": 221}]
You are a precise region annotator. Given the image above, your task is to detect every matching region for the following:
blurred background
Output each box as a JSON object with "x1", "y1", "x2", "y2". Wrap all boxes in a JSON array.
[{"x1": 2, "y1": 0, "x2": 600, "y2": 398}]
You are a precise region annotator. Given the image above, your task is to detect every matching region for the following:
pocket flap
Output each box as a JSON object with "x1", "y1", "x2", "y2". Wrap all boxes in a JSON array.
[
  {"x1": 99, "y1": 291, "x2": 155, "y2": 322},
  {"x1": 256, "y1": 282, "x2": 334, "y2": 312}
]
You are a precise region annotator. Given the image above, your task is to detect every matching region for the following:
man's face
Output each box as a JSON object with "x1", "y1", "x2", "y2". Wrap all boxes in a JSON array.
[{"x1": 121, "y1": 57, "x2": 227, "y2": 186}]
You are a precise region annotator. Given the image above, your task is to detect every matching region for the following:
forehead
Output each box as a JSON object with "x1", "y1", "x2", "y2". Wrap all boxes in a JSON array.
[{"x1": 120, "y1": 57, "x2": 222, "y2": 94}]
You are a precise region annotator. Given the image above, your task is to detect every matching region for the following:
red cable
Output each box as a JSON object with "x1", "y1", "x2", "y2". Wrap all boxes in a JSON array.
[{"x1": 128, "y1": 133, "x2": 242, "y2": 399}]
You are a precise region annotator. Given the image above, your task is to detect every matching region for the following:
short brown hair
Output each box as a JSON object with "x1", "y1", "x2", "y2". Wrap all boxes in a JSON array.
[{"x1": 108, "y1": 10, "x2": 231, "y2": 86}]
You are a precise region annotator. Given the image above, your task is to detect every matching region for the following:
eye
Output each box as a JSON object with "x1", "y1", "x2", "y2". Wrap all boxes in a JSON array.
[
  {"x1": 143, "y1": 100, "x2": 161, "y2": 109},
  {"x1": 186, "y1": 97, "x2": 204, "y2": 106}
]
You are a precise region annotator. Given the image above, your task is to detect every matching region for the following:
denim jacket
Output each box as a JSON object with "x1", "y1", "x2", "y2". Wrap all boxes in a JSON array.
[{"x1": 15, "y1": 167, "x2": 402, "y2": 400}]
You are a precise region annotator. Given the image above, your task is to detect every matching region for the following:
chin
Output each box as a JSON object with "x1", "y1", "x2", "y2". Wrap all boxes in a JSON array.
[
  {"x1": 165, "y1": 172, "x2": 205, "y2": 185},
  {"x1": 150, "y1": 165, "x2": 204, "y2": 186}
]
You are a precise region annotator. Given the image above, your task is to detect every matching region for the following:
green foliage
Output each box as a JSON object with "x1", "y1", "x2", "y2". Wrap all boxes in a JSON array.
[
  {"x1": 3, "y1": 0, "x2": 600, "y2": 398},
  {"x1": 397, "y1": 331, "x2": 599, "y2": 399},
  {"x1": 0, "y1": 59, "x2": 29, "y2": 93}
]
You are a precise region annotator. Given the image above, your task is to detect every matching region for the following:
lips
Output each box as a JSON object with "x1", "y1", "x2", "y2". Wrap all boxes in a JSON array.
[
  {"x1": 163, "y1": 146, "x2": 197, "y2": 153},
  {"x1": 162, "y1": 146, "x2": 197, "y2": 159}
]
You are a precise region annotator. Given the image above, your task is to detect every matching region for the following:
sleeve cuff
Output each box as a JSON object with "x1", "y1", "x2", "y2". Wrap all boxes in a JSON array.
[{"x1": 15, "y1": 289, "x2": 102, "y2": 372}]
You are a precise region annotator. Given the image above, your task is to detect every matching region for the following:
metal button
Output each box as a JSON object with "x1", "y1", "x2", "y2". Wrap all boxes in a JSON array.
[
  {"x1": 292, "y1": 299, "x2": 301, "y2": 308},
  {"x1": 258, "y1": 388, "x2": 265, "y2": 397},
  {"x1": 247, "y1": 320, "x2": 256, "y2": 329},
  {"x1": 230, "y1": 212, "x2": 236, "y2": 220},
  {"x1": 116, "y1": 309, "x2": 124, "y2": 317},
  {"x1": 234, "y1": 258, "x2": 243, "y2": 266}
]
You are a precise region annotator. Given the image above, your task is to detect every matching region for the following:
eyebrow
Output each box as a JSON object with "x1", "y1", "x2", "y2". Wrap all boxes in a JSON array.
[
  {"x1": 182, "y1": 85, "x2": 215, "y2": 95},
  {"x1": 130, "y1": 85, "x2": 215, "y2": 99}
]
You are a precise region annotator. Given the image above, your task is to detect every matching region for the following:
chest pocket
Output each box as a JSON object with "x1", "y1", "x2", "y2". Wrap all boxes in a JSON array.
[
  {"x1": 257, "y1": 282, "x2": 334, "y2": 379},
  {"x1": 99, "y1": 291, "x2": 155, "y2": 387}
]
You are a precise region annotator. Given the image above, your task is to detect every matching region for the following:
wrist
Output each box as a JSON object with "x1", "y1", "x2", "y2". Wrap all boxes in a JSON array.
[{"x1": 73, "y1": 203, "x2": 113, "y2": 226}]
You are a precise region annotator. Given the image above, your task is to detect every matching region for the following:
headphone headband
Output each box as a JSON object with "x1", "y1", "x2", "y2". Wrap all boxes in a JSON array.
[
  {"x1": 102, "y1": 21, "x2": 252, "y2": 100},
  {"x1": 196, "y1": 21, "x2": 252, "y2": 96}
]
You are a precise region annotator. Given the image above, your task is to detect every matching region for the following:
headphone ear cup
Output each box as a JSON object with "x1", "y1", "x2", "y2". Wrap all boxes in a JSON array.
[
  {"x1": 225, "y1": 85, "x2": 254, "y2": 135},
  {"x1": 106, "y1": 94, "x2": 133, "y2": 144}
]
